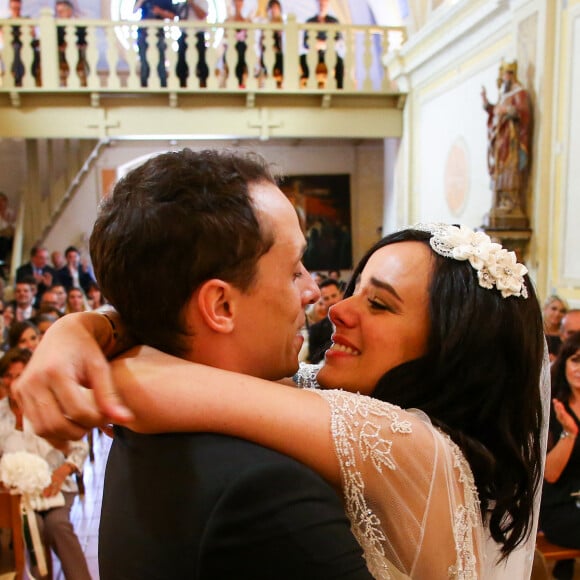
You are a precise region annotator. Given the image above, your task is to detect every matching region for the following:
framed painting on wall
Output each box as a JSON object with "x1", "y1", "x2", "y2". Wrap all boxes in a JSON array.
[{"x1": 279, "y1": 174, "x2": 352, "y2": 272}]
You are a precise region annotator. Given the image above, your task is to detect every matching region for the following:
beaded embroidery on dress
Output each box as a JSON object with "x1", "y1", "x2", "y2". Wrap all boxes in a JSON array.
[{"x1": 294, "y1": 364, "x2": 487, "y2": 579}]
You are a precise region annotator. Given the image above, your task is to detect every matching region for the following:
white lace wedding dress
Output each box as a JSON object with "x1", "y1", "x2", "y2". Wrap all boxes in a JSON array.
[{"x1": 295, "y1": 359, "x2": 549, "y2": 580}]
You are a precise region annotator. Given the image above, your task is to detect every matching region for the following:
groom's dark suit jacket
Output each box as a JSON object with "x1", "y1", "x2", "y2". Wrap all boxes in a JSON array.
[{"x1": 99, "y1": 427, "x2": 372, "y2": 580}]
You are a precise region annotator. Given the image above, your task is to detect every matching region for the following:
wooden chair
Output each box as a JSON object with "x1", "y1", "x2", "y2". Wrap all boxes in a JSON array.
[
  {"x1": 536, "y1": 530, "x2": 580, "y2": 561},
  {"x1": 0, "y1": 491, "x2": 53, "y2": 580},
  {"x1": 0, "y1": 492, "x2": 25, "y2": 579}
]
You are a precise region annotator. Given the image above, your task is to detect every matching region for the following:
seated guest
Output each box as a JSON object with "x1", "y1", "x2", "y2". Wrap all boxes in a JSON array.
[
  {"x1": 327, "y1": 268, "x2": 346, "y2": 291},
  {"x1": 32, "y1": 310, "x2": 62, "y2": 339},
  {"x1": 1, "y1": 304, "x2": 14, "y2": 352},
  {"x1": 540, "y1": 331, "x2": 580, "y2": 580},
  {"x1": 39, "y1": 289, "x2": 60, "y2": 311},
  {"x1": 310, "y1": 270, "x2": 326, "y2": 286},
  {"x1": 307, "y1": 278, "x2": 342, "y2": 363},
  {"x1": 85, "y1": 281, "x2": 106, "y2": 310},
  {"x1": 16, "y1": 245, "x2": 59, "y2": 308},
  {"x1": 50, "y1": 250, "x2": 66, "y2": 271},
  {"x1": 8, "y1": 320, "x2": 40, "y2": 352},
  {"x1": 543, "y1": 295, "x2": 568, "y2": 360},
  {"x1": 561, "y1": 309, "x2": 580, "y2": 344},
  {"x1": 65, "y1": 287, "x2": 91, "y2": 314},
  {"x1": 57, "y1": 246, "x2": 95, "y2": 296},
  {"x1": 0, "y1": 348, "x2": 90, "y2": 580},
  {"x1": 305, "y1": 296, "x2": 327, "y2": 327},
  {"x1": 47, "y1": 284, "x2": 67, "y2": 314},
  {"x1": 10, "y1": 280, "x2": 37, "y2": 322}
]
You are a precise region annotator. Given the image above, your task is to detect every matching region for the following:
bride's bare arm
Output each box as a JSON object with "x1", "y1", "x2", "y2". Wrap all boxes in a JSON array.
[{"x1": 112, "y1": 346, "x2": 340, "y2": 488}]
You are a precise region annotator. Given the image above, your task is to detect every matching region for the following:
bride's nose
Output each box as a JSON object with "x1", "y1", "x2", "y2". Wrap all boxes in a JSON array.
[{"x1": 328, "y1": 297, "x2": 356, "y2": 328}]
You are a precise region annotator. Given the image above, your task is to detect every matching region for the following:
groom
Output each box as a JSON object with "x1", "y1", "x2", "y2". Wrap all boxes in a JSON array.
[{"x1": 15, "y1": 149, "x2": 372, "y2": 579}]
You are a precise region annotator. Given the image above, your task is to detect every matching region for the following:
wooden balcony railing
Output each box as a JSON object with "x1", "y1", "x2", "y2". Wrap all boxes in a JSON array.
[{"x1": 0, "y1": 8, "x2": 405, "y2": 95}]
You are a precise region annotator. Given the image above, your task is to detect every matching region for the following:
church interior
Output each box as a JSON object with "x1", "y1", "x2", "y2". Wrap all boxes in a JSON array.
[{"x1": 0, "y1": 0, "x2": 580, "y2": 578}]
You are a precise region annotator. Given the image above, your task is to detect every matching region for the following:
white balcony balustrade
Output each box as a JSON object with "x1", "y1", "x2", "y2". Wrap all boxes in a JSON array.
[{"x1": 0, "y1": 9, "x2": 405, "y2": 94}]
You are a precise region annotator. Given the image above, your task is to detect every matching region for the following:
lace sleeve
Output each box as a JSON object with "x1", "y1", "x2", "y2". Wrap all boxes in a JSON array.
[{"x1": 312, "y1": 389, "x2": 485, "y2": 580}]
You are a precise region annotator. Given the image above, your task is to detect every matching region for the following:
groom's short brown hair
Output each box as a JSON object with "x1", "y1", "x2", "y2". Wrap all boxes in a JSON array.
[{"x1": 90, "y1": 148, "x2": 276, "y2": 358}]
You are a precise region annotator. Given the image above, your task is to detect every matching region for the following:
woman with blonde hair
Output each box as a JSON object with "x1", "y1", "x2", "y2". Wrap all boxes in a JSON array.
[
  {"x1": 65, "y1": 287, "x2": 91, "y2": 314},
  {"x1": 543, "y1": 294, "x2": 568, "y2": 359}
]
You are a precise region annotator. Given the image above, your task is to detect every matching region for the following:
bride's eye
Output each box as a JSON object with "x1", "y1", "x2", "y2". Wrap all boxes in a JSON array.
[{"x1": 367, "y1": 298, "x2": 393, "y2": 312}]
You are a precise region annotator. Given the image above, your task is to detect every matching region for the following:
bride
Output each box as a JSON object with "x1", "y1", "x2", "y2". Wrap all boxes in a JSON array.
[{"x1": 15, "y1": 224, "x2": 547, "y2": 579}]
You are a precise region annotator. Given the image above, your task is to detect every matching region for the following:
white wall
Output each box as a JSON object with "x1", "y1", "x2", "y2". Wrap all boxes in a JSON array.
[
  {"x1": 0, "y1": 139, "x2": 26, "y2": 213},
  {"x1": 416, "y1": 63, "x2": 497, "y2": 226},
  {"x1": 42, "y1": 162, "x2": 101, "y2": 260},
  {"x1": 561, "y1": 12, "x2": 580, "y2": 284}
]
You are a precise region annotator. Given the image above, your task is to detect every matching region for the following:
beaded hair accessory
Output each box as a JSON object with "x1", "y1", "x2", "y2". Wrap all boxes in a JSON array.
[{"x1": 414, "y1": 223, "x2": 528, "y2": 298}]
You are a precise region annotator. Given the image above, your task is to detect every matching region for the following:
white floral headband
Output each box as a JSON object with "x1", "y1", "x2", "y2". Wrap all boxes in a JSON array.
[{"x1": 413, "y1": 223, "x2": 528, "y2": 299}]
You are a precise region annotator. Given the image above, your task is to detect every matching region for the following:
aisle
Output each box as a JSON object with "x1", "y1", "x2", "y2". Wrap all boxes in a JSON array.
[{"x1": 57, "y1": 430, "x2": 111, "y2": 580}]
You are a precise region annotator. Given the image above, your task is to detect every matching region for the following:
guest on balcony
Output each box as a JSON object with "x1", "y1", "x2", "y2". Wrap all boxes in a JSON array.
[
  {"x1": 5, "y1": 0, "x2": 41, "y2": 87},
  {"x1": 55, "y1": 0, "x2": 88, "y2": 87},
  {"x1": 134, "y1": 0, "x2": 178, "y2": 87},
  {"x1": 257, "y1": 0, "x2": 284, "y2": 88},
  {"x1": 7, "y1": 0, "x2": 25, "y2": 86},
  {"x1": 176, "y1": 0, "x2": 208, "y2": 88},
  {"x1": 300, "y1": 0, "x2": 344, "y2": 89},
  {"x1": 217, "y1": 0, "x2": 250, "y2": 88}
]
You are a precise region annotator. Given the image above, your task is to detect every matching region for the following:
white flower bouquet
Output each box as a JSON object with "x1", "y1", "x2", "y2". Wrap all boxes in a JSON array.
[
  {"x1": 0, "y1": 452, "x2": 65, "y2": 510},
  {"x1": 0, "y1": 451, "x2": 52, "y2": 495}
]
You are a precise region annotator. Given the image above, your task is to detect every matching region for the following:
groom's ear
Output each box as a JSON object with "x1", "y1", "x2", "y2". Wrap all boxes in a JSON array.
[{"x1": 196, "y1": 279, "x2": 236, "y2": 334}]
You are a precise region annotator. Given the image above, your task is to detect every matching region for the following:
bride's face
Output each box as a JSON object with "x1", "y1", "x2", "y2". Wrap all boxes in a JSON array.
[{"x1": 316, "y1": 241, "x2": 432, "y2": 395}]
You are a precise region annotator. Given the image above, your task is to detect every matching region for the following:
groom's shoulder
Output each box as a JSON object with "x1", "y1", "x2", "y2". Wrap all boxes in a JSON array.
[{"x1": 101, "y1": 430, "x2": 373, "y2": 580}]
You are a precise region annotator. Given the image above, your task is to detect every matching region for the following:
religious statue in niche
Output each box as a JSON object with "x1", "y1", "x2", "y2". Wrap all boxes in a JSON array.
[{"x1": 481, "y1": 60, "x2": 532, "y2": 229}]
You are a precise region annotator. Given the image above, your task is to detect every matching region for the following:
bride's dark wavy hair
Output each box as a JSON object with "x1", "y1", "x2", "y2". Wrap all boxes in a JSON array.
[{"x1": 343, "y1": 228, "x2": 544, "y2": 559}]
